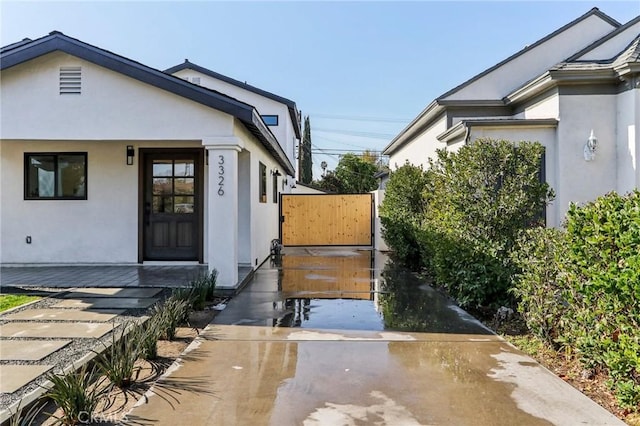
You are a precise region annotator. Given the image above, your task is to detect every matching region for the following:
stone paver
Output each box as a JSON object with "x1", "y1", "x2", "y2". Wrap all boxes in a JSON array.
[
  {"x1": 3, "y1": 308, "x2": 124, "y2": 322},
  {"x1": 0, "y1": 340, "x2": 71, "y2": 361},
  {"x1": 0, "y1": 322, "x2": 114, "y2": 339},
  {"x1": 52, "y1": 298, "x2": 158, "y2": 309},
  {"x1": 63, "y1": 287, "x2": 163, "y2": 298},
  {"x1": 0, "y1": 365, "x2": 53, "y2": 393}
]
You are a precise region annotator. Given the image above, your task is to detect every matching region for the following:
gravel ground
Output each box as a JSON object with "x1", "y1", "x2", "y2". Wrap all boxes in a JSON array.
[{"x1": 0, "y1": 287, "x2": 172, "y2": 410}]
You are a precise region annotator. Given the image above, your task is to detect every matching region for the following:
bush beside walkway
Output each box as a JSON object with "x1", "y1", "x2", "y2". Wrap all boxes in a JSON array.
[{"x1": 380, "y1": 139, "x2": 639, "y2": 417}]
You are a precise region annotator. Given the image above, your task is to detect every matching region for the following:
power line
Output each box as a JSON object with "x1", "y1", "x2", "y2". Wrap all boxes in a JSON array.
[
  {"x1": 313, "y1": 128, "x2": 396, "y2": 140},
  {"x1": 309, "y1": 113, "x2": 411, "y2": 123}
]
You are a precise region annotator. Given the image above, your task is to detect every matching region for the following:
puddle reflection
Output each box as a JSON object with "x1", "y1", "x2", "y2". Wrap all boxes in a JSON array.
[{"x1": 271, "y1": 251, "x2": 491, "y2": 335}]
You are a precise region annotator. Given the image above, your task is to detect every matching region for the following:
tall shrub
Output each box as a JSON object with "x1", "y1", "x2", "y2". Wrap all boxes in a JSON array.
[
  {"x1": 426, "y1": 139, "x2": 554, "y2": 308},
  {"x1": 510, "y1": 227, "x2": 569, "y2": 347},
  {"x1": 563, "y1": 190, "x2": 640, "y2": 408},
  {"x1": 379, "y1": 163, "x2": 430, "y2": 270}
]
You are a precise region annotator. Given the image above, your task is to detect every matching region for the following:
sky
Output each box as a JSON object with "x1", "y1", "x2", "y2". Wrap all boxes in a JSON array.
[{"x1": 1, "y1": 1, "x2": 639, "y2": 179}]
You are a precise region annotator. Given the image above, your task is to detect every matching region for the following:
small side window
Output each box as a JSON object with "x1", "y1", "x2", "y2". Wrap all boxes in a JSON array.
[
  {"x1": 259, "y1": 162, "x2": 267, "y2": 203},
  {"x1": 261, "y1": 115, "x2": 278, "y2": 126},
  {"x1": 25, "y1": 153, "x2": 87, "y2": 200}
]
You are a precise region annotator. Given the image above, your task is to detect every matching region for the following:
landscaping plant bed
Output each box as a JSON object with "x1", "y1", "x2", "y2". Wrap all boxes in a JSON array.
[{"x1": 480, "y1": 311, "x2": 640, "y2": 426}]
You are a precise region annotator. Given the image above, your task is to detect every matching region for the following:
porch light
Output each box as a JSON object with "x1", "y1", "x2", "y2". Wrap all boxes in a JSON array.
[
  {"x1": 271, "y1": 169, "x2": 282, "y2": 177},
  {"x1": 126, "y1": 145, "x2": 135, "y2": 165},
  {"x1": 583, "y1": 130, "x2": 597, "y2": 161}
]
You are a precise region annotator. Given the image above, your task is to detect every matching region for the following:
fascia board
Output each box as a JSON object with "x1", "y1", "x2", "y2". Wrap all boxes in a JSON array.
[{"x1": 383, "y1": 101, "x2": 444, "y2": 155}]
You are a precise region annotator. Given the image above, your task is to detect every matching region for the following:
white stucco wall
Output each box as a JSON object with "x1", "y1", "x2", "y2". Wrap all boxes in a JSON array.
[
  {"x1": 171, "y1": 69, "x2": 297, "y2": 165},
  {"x1": 0, "y1": 140, "x2": 205, "y2": 263},
  {"x1": 1, "y1": 50, "x2": 290, "y2": 274},
  {"x1": 234, "y1": 122, "x2": 282, "y2": 268},
  {"x1": 444, "y1": 14, "x2": 616, "y2": 101},
  {"x1": 616, "y1": 88, "x2": 639, "y2": 193},
  {"x1": 556, "y1": 93, "x2": 617, "y2": 221},
  {"x1": 291, "y1": 183, "x2": 325, "y2": 194},
  {"x1": 521, "y1": 91, "x2": 560, "y2": 119},
  {"x1": 388, "y1": 115, "x2": 447, "y2": 169},
  {"x1": 1, "y1": 52, "x2": 233, "y2": 141}
]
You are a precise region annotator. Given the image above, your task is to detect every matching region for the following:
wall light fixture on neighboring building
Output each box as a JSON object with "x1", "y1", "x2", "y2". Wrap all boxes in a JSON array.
[{"x1": 584, "y1": 129, "x2": 597, "y2": 162}]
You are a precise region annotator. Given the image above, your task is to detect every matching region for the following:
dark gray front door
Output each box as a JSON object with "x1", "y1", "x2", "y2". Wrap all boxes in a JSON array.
[{"x1": 143, "y1": 151, "x2": 202, "y2": 261}]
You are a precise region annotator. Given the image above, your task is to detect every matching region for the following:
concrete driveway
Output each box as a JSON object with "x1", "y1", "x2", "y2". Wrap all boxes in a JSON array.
[{"x1": 125, "y1": 248, "x2": 623, "y2": 425}]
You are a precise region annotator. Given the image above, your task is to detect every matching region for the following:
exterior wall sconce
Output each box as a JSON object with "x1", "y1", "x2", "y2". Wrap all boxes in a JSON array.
[
  {"x1": 271, "y1": 169, "x2": 282, "y2": 177},
  {"x1": 126, "y1": 145, "x2": 135, "y2": 165},
  {"x1": 583, "y1": 129, "x2": 597, "y2": 162}
]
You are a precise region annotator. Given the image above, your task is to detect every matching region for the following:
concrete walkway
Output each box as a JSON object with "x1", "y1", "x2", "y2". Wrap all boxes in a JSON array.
[{"x1": 126, "y1": 248, "x2": 624, "y2": 425}]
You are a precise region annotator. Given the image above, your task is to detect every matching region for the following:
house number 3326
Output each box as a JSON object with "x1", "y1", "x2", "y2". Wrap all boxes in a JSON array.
[{"x1": 217, "y1": 155, "x2": 225, "y2": 196}]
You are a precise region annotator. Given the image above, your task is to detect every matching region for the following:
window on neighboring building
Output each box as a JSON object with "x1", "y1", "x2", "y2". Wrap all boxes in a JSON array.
[
  {"x1": 25, "y1": 153, "x2": 87, "y2": 200},
  {"x1": 261, "y1": 115, "x2": 279, "y2": 126},
  {"x1": 259, "y1": 162, "x2": 267, "y2": 203},
  {"x1": 272, "y1": 173, "x2": 278, "y2": 203}
]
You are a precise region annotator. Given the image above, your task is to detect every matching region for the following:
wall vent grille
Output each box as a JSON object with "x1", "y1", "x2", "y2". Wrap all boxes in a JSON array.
[
  {"x1": 191, "y1": 77, "x2": 201, "y2": 85},
  {"x1": 60, "y1": 66, "x2": 81, "y2": 94}
]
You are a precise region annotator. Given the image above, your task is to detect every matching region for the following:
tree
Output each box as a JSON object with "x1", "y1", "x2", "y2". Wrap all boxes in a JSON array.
[
  {"x1": 300, "y1": 116, "x2": 313, "y2": 184},
  {"x1": 315, "y1": 171, "x2": 344, "y2": 193},
  {"x1": 334, "y1": 153, "x2": 378, "y2": 193}
]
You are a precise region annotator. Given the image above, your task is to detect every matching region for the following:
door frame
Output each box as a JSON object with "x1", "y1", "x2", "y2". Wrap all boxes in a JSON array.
[{"x1": 137, "y1": 148, "x2": 205, "y2": 263}]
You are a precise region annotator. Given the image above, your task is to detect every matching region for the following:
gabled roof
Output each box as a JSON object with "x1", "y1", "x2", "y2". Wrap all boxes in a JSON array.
[
  {"x1": 383, "y1": 8, "x2": 626, "y2": 156},
  {"x1": 565, "y1": 14, "x2": 640, "y2": 61},
  {"x1": 165, "y1": 60, "x2": 301, "y2": 139},
  {"x1": 0, "y1": 31, "x2": 295, "y2": 176},
  {"x1": 436, "y1": 8, "x2": 620, "y2": 101}
]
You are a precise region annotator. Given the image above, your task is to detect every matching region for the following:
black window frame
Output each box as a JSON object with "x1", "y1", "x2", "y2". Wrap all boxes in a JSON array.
[
  {"x1": 272, "y1": 173, "x2": 278, "y2": 203},
  {"x1": 24, "y1": 152, "x2": 88, "y2": 200},
  {"x1": 259, "y1": 162, "x2": 267, "y2": 203},
  {"x1": 261, "y1": 115, "x2": 279, "y2": 126}
]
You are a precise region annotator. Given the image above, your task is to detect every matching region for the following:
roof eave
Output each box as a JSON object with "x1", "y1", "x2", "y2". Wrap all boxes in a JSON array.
[
  {"x1": 166, "y1": 61, "x2": 301, "y2": 139},
  {"x1": 249, "y1": 111, "x2": 296, "y2": 176},
  {"x1": 1, "y1": 33, "x2": 296, "y2": 174},
  {"x1": 383, "y1": 101, "x2": 444, "y2": 155}
]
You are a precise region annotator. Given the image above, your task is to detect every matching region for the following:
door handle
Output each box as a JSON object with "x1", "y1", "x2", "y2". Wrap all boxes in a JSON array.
[{"x1": 145, "y1": 202, "x2": 151, "y2": 226}]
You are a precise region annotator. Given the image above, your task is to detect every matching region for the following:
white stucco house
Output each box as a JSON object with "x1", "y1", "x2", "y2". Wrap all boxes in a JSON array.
[
  {"x1": 383, "y1": 8, "x2": 640, "y2": 228},
  {"x1": 0, "y1": 31, "x2": 301, "y2": 288}
]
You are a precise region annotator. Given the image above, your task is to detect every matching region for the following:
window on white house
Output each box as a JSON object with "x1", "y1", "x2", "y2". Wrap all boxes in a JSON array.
[
  {"x1": 259, "y1": 162, "x2": 267, "y2": 203},
  {"x1": 261, "y1": 115, "x2": 278, "y2": 126},
  {"x1": 25, "y1": 153, "x2": 87, "y2": 199},
  {"x1": 272, "y1": 173, "x2": 278, "y2": 203}
]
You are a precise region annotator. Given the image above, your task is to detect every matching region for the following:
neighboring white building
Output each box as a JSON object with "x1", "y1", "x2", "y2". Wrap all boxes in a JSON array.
[
  {"x1": 383, "y1": 8, "x2": 640, "y2": 228},
  {"x1": 0, "y1": 32, "x2": 301, "y2": 289}
]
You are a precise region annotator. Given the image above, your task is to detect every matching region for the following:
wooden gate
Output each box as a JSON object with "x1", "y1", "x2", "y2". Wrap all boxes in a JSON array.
[{"x1": 280, "y1": 194, "x2": 373, "y2": 246}]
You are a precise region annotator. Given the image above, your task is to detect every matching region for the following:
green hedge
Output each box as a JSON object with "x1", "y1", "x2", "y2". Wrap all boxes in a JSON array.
[
  {"x1": 512, "y1": 191, "x2": 640, "y2": 409},
  {"x1": 564, "y1": 191, "x2": 640, "y2": 408},
  {"x1": 380, "y1": 162, "x2": 430, "y2": 270},
  {"x1": 425, "y1": 139, "x2": 553, "y2": 308}
]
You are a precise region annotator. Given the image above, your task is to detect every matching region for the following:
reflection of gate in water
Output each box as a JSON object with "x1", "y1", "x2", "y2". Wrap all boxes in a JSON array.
[{"x1": 280, "y1": 251, "x2": 374, "y2": 299}]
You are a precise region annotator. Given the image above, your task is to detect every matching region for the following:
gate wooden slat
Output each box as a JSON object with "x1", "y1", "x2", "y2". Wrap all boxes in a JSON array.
[{"x1": 280, "y1": 194, "x2": 373, "y2": 246}]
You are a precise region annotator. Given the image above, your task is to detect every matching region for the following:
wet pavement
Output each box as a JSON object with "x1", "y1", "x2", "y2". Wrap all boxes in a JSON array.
[{"x1": 126, "y1": 248, "x2": 624, "y2": 425}]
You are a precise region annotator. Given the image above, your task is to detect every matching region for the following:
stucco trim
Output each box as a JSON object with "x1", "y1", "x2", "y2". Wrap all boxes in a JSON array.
[
  {"x1": 0, "y1": 32, "x2": 295, "y2": 176},
  {"x1": 437, "y1": 118, "x2": 559, "y2": 144}
]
